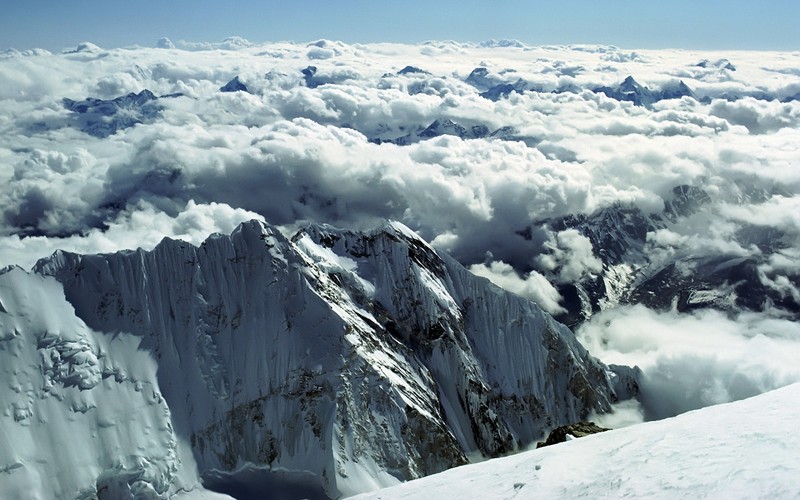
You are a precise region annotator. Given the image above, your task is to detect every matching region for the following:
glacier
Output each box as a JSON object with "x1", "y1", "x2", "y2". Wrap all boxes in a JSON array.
[{"x1": 0, "y1": 220, "x2": 631, "y2": 498}]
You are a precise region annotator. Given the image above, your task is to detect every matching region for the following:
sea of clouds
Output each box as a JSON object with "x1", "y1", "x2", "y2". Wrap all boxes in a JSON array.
[{"x1": 1, "y1": 37, "x2": 798, "y2": 423}]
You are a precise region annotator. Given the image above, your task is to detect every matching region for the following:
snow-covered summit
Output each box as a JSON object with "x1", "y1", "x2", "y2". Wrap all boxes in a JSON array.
[
  {"x1": 592, "y1": 76, "x2": 696, "y2": 107},
  {"x1": 61, "y1": 89, "x2": 164, "y2": 138},
  {"x1": 219, "y1": 76, "x2": 249, "y2": 93}
]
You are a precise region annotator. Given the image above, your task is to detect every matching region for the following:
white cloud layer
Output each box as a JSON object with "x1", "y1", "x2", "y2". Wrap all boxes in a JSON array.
[
  {"x1": 1, "y1": 40, "x2": 799, "y2": 422},
  {"x1": 469, "y1": 261, "x2": 565, "y2": 315},
  {"x1": 0, "y1": 200, "x2": 263, "y2": 270},
  {"x1": 578, "y1": 305, "x2": 800, "y2": 420},
  {"x1": 537, "y1": 229, "x2": 602, "y2": 283}
]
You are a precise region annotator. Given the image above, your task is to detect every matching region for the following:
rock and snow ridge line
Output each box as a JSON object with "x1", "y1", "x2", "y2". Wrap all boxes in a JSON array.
[
  {"x1": 1, "y1": 219, "x2": 634, "y2": 499},
  {"x1": 350, "y1": 382, "x2": 800, "y2": 499}
]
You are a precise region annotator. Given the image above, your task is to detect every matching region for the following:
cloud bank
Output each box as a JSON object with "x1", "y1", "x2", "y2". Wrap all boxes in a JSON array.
[
  {"x1": 1, "y1": 39, "x2": 799, "y2": 422},
  {"x1": 578, "y1": 305, "x2": 800, "y2": 420}
]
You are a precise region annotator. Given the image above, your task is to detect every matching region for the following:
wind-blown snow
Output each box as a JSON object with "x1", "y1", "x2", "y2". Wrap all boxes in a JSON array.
[{"x1": 350, "y1": 383, "x2": 800, "y2": 499}]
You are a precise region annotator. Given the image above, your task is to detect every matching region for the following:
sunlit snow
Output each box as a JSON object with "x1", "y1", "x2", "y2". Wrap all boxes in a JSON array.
[{"x1": 351, "y1": 383, "x2": 800, "y2": 499}]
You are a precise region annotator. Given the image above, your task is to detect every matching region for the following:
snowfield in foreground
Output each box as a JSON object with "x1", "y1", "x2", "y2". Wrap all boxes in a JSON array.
[{"x1": 351, "y1": 382, "x2": 800, "y2": 499}]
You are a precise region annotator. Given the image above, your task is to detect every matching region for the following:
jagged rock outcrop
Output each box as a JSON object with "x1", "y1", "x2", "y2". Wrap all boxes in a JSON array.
[
  {"x1": 397, "y1": 66, "x2": 429, "y2": 76},
  {"x1": 465, "y1": 67, "x2": 503, "y2": 92},
  {"x1": 62, "y1": 90, "x2": 164, "y2": 138},
  {"x1": 58, "y1": 90, "x2": 183, "y2": 139},
  {"x1": 695, "y1": 58, "x2": 736, "y2": 71},
  {"x1": 592, "y1": 76, "x2": 696, "y2": 107},
  {"x1": 528, "y1": 183, "x2": 800, "y2": 325},
  {"x1": 536, "y1": 421, "x2": 610, "y2": 448},
  {"x1": 369, "y1": 119, "x2": 530, "y2": 146}
]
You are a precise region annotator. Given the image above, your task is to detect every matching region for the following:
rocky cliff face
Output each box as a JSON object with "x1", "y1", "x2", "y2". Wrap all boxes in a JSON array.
[{"x1": 28, "y1": 219, "x2": 623, "y2": 498}]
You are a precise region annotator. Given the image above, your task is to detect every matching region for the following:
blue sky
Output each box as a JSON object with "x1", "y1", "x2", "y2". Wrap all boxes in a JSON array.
[{"x1": 3, "y1": 0, "x2": 799, "y2": 51}]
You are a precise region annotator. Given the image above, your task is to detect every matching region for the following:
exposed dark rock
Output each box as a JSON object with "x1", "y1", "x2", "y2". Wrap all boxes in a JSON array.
[
  {"x1": 397, "y1": 65, "x2": 429, "y2": 75},
  {"x1": 368, "y1": 120, "x2": 533, "y2": 146},
  {"x1": 664, "y1": 185, "x2": 711, "y2": 221},
  {"x1": 465, "y1": 67, "x2": 497, "y2": 91},
  {"x1": 536, "y1": 421, "x2": 611, "y2": 448},
  {"x1": 219, "y1": 76, "x2": 249, "y2": 93},
  {"x1": 695, "y1": 59, "x2": 736, "y2": 71},
  {"x1": 301, "y1": 65, "x2": 353, "y2": 89},
  {"x1": 480, "y1": 79, "x2": 527, "y2": 101},
  {"x1": 608, "y1": 364, "x2": 642, "y2": 401},
  {"x1": 301, "y1": 65, "x2": 319, "y2": 88},
  {"x1": 592, "y1": 76, "x2": 696, "y2": 107}
]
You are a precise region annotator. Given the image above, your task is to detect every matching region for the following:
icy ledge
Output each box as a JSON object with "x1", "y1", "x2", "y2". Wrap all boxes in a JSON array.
[{"x1": 350, "y1": 382, "x2": 800, "y2": 499}]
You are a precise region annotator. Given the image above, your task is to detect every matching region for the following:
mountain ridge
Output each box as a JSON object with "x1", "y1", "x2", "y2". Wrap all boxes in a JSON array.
[{"x1": 7, "y1": 218, "x2": 631, "y2": 498}]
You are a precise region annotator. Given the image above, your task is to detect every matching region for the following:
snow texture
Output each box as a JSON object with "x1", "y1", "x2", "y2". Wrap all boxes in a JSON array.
[
  {"x1": 350, "y1": 382, "x2": 800, "y2": 499},
  {"x1": 0, "y1": 267, "x2": 197, "y2": 498}
]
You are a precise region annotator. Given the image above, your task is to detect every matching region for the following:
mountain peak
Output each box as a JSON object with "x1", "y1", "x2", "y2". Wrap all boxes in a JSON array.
[
  {"x1": 398, "y1": 65, "x2": 429, "y2": 75},
  {"x1": 219, "y1": 75, "x2": 249, "y2": 93},
  {"x1": 619, "y1": 75, "x2": 642, "y2": 91},
  {"x1": 29, "y1": 219, "x2": 624, "y2": 497}
]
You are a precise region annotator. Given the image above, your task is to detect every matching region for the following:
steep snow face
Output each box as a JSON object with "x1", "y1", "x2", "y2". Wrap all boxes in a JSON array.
[
  {"x1": 0, "y1": 267, "x2": 181, "y2": 499},
  {"x1": 34, "y1": 220, "x2": 621, "y2": 497},
  {"x1": 349, "y1": 382, "x2": 800, "y2": 499},
  {"x1": 297, "y1": 222, "x2": 618, "y2": 457}
]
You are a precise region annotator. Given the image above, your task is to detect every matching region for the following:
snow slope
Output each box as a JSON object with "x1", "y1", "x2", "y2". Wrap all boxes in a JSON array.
[
  {"x1": 0, "y1": 267, "x2": 193, "y2": 498},
  {"x1": 350, "y1": 382, "x2": 800, "y2": 499}
]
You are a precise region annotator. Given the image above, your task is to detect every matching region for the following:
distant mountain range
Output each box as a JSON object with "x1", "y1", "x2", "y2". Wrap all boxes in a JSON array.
[{"x1": 525, "y1": 184, "x2": 799, "y2": 326}]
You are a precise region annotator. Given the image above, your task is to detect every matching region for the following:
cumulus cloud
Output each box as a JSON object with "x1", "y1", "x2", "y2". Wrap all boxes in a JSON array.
[
  {"x1": 709, "y1": 98, "x2": 800, "y2": 134},
  {"x1": 469, "y1": 261, "x2": 565, "y2": 314},
  {"x1": 177, "y1": 36, "x2": 253, "y2": 51},
  {"x1": 0, "y1": 200, "x2": 263, "y2": 270},
  {"x1": 0, "y1": 54, "x2": 795, "y2": 268},
  {"x1": 536, "y1": 229, "x2": 602, "y2": 283},
  {"x1": 0, "y1": 41, "x2": 796, "y2": 273}
]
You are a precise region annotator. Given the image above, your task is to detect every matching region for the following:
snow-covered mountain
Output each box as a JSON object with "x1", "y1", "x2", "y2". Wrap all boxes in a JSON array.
[
  {"x1": 528, "y1": 184, "x2": 800, "y2": 326},
  {"x1": 464, "y1": 68, "x2": 698, "y2": 106},
  {"x1": 61, "y1": 90, "x2": 165, "y2": 138},
  {"x1": 349, "y1": 382, "x2": 800, "y2": 499},
  {"x1": 219, "y1": 76, "x2": 249, "y2": 93},
  {"x1": 369, "y1": 119, "x2": 528, "y2": 146},
  {"x1": 592, "y1": 76, "x2": 696, "y2": 107},
  {"x1": 55, "y1": 90, "x2": 185, "y2": 139},
  {"x1": 0, "y1": 220, "x2": 630, "y2": 498}
]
